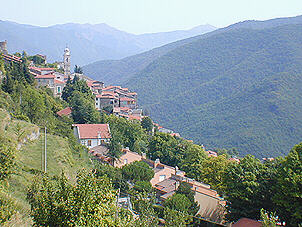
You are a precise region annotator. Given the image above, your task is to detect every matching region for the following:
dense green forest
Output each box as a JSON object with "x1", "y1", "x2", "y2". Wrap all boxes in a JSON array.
[{"x1": 120, "y1": 24, "x2": 302, "y2": 158}]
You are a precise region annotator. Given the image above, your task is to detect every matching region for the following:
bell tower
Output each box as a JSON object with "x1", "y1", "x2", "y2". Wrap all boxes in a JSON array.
[{"x1": 63, "y1": 47, "x2": 71, "y2": 76}]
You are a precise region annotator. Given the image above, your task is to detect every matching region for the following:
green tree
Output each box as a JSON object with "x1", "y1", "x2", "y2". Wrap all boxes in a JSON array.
[
  {"x1": 30, "y1": 55, "x2": 45, "y2": 65},
  {"x1": 163, "y1": 194, "x2": 191, "y2": 213},
  {"x1": 95, "y1": 162, "x2": 128, "y2": 191},
  {"x1": 131, "y1": 192, "x2": 159, "y2": 226},
  {"x1": 27, "y1": 170, "x2": 132, "y2": 226},
  {"x1": 61, "y1": 76, "x2": 73, "y2": 102},
  {"x1": 107, "y1": 136, "x2": 123, "y2": 165},
  {"x1": 179, "y1": 143, "x2": 207, "y2": 181},
  {"x1": 133, "y1": 181, "x2": 153, "y2": 193},
  {"x1": 163, "y1": 207, "x2": 191, "y2": 227},
  {"x1": 70, "y1": 91, "x2": 101, "y2": 124},
  {"x1": 197, "y1": 154, "x2": 231, "y2": 193},
  {"x1": 106, "y1": 114, "x2": 149, "y2": 152},
  {"x1": 148, "y1": 132, "x2": 206, "y2": 169},
  {"x1": 175, "y1": 182, "x2": 199, "y2": 215},
  {"x1": 0, "y1": 189, "x2": 16, "y2": 224},
  {"x1": 0, "y1": 136, "x2": 16, "y2": 181},
  {"x1": 74, "y1": 65, "x2": 83, "y2": 74},
  {"x1": 273, "y1": 143, "x2": 302, "y2": 226},
  {"x1": 141, "y1": 117, "x2": 153, "y2": 132},
  {"x1": 122, "y1": 161, "x2": 154, "y2": 183},
  {"x1": 222, "y1": 155, "x2": 274, "y2": 222},
  {"x1": 260, "y1": 209, "x2": 277, "y2": 227},
  {"x1": 1, "y1": 74, "x2": 14, "y2": 94},
  {"x1": 62, "y1": 75, "x2": 93, "y2": 103}
]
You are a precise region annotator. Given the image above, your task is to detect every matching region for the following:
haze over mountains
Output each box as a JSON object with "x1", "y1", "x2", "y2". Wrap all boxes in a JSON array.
[
  {"x1": 84, "y1": 15, "x2": 302, "y2": 84},
  {"x1": 0, "y1": 20, "x2": 216, "y2": 66},
  {"x1": 85, "y1": 15, "x2": 302, "y2": 158}
]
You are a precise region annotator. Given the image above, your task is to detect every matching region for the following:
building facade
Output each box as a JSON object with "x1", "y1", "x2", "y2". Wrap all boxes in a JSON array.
[{"x1": 73, "y1": 124, "x2": 111, "y2": 149}]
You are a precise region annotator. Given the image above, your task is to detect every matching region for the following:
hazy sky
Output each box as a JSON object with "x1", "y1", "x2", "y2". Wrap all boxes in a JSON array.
[{"x1": 1, "y1": 0, "x2": 301, "y2": 34}]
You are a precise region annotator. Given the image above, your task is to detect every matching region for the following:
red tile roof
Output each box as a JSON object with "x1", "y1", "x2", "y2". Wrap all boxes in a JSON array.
[
  {"x1": 120, "y1": 97, "x2": 136, "y2": 102},
  {"x1": 96, "y1": 94, "x2": 118, "y2": 99},
  {"x1": 170, "y1": 133, "x2": 180, "y2": 137},
  {"x1": 102, "y1": 86, "x2": 121, "y2": 90},
  {"x1": 233, "y1": 218, "x2": 262, "y2": 227},
  {"x1": 86, "y1": 80, "x2": 94, "y2": 87},
  {"x1": 29, "y1": 66, "x2": 55, "y2": 71},
  {"x1": 2, "y1": 54, "x2": 22, "y2": 63},
  {"x1": 229, "y1": 157, "x2": 240, "y2": 163},
  {"x1": 119, "y1": 107, "x2": 131, "y2": 112},
  {"x1": 73, "y1": 124, "x2": 111, "y2": 139},
  {"x1": 101, "y1": 91, "x2": 116, "y2": 95},
  {"x1": 57, "y1": 107, "x2": 72, "y2": 117},
  {"x1": 129, "y1": 115, "x2": 141, "y2": 121},
  {"x1": 35, "y1": 74, "x2": 55, "y2": 79},
  {"x1": 54, "y1": 79, "x2": 65, "y2": 84},
  {"x1": 127, "y1": 92, "x2": 137, "y2": 96},
  {"x1": 206, "y1": 150, "x2": 218, "y2": 157}
]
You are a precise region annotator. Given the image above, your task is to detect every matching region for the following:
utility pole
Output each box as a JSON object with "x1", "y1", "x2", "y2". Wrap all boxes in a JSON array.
[
  {"x1": 44, "y1": 126, "x2": 47, "y2": 173},
  {"x1": 115, "y1": 188, "x2": 120, "y2": 221}
]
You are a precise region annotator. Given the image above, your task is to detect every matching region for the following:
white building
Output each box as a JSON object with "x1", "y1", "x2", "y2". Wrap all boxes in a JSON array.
[{"x1": 72, "y1": 124, "x2": 111, "y2": 148}]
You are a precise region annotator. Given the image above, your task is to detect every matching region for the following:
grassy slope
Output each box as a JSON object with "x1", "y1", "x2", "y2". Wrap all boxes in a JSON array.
[
  {"x1": 0, "y1": 109, "x2": 92, "y2": 225},
  {"x1": 123, "y1": 24, "x2": 302, "y2": 158}
]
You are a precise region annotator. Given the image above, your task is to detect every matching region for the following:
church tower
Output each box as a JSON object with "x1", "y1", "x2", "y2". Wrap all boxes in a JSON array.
[{"x1": 63, "y1": 47, "x2": 71, "y2": 76}]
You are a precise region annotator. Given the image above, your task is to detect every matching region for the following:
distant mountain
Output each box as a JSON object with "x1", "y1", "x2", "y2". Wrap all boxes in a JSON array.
[
  {"x1": 0, "y1": 21, "x2": 216, "y2": 66},
  {"x1": 83, "y1": 15, "x2": 302, "y2": 85},
  {"x1": 84, "y1": 15, "x2": 302, "y2": 158},
  {"x1": 122, "y1": 23, "x2": 302, "y2": 158},
  {"x1": 82, "y1": 34, "x2": 205, "y2": 85}
]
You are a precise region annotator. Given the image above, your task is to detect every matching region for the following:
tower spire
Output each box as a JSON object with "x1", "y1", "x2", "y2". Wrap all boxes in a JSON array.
[{"x1": 63, "y1": 46, "x2": 71, "y2": 76}]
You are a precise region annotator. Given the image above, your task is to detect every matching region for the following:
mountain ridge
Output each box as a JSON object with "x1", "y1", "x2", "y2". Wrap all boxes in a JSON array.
[
  {"x1": 0, "y1": 20, "x2": 216, "y2": 66},
  {"x1": 83, "y1": 14, "x2": 302, "y2": 85}
]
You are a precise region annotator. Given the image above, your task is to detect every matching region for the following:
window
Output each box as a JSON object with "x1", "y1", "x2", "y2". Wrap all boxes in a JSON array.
[
  {"x1": 87, "y1": 140, "x2": 92, "y2": 146},
  {"x1": 159, "y1": 175, "x2": 166, "y2": 182}
]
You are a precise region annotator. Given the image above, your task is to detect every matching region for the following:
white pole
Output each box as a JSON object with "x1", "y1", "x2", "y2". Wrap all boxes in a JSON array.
[{"x1": 45, "y1": 126, "x2": 47, "y2": 173}]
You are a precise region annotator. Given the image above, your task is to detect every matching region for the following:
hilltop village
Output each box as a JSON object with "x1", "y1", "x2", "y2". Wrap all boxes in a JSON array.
[
  {"x1": 0, "y1": 43, "x2": 232, "y2": 223},
  {"x1": 2, "y1": 41, "x2": 295, "y2": 227}
]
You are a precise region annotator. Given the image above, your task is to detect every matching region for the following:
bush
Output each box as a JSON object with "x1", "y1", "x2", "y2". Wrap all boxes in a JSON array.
[{"x1": 133, "y1": 181, "x2": 153, "y2": 193}]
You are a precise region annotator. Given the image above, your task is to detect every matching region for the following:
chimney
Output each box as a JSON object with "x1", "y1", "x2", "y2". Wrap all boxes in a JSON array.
[
  {"x1": 175, "y1": 166, "x2": 179, "y2": 175},
  {"x1": 154, "y1": 158, "x2": 160, "y2": 168}
]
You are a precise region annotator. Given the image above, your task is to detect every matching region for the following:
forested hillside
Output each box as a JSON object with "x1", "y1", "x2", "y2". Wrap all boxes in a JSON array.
[
  {"x1": 84, "y1": 15, "x2": 302, "y2": 85},
  {"x1": 82, "y1": 34, "x2": 206, "y2": 84},
  {"x1": 123, "y1": 24, "x2": 302, "y2": 158}
]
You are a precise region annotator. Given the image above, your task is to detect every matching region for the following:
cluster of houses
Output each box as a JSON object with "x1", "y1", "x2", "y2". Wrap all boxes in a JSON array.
[
  {"x1": 72, "y1": 123, "x2": 226, "y2": 224},
  {"x1": 27, "y1": 48, "x2": 144, "y2": 121},
  {"x1": 1, "y1": 41, "x2": 257, "y2": 226}
]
